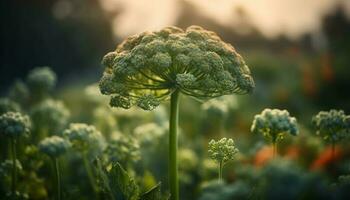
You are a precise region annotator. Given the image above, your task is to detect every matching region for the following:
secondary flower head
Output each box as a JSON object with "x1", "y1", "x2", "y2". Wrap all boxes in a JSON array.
[
  {"x1": 30, "y1": 99, "x2": 70, "y2": 134},
  {"x1": 99, "y1": 26, "x2": 254, "y2": 110},
  {"x1": 105, "y1": 132, "x2": 140, "y2": 165},
  {"x1": 38, "y1": 136, "x2": 70, "y2": 157},
  {"x1": 0, "y1": 98, "x2": 20, "y2": 115},
  {"x1": 0, "y1": 112, "x2": 31, "y2": 138},
  {"x1": 208, "y1": 138, "x2": 238, "y2": 164},
  {"x1": 312, "y1": 109, "x2": 349, "y2": 143},
  {"x1": 63, "y1": 123, "x2": 106, "y2": 153},
  {"x1": 26, "y1": 67, "x2": 57, "y2": 97},
  {"x1": 251, "y1": 109, "x2": 298, "y2": 142}
]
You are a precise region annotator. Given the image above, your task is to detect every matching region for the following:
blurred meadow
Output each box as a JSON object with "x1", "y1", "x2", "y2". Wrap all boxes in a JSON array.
[{"x1": 1, "y1": 0, "x2": 350, "y2": 199}]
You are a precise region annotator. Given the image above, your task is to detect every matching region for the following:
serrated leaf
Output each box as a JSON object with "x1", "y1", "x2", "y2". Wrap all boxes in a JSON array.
[
  {"x1": 141, "y1": 182, "x2": 169, "y2": 200},
  {"x1": 110, "y1": 162, "x2": 140, "y2": 200}
]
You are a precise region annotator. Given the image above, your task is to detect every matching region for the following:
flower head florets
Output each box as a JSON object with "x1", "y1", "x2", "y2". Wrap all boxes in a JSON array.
[
  {"x1": 0, "y1": 98, "x2": 20, "y2": 115},
  {"x1": 30, "y1": 99, "x2": 70, "y2": 134},
  {"x1": 208, "y1": 138, "x2": 238, "y2": 164},
  {"x1": 251, "y1": 109, "x2": 298, "y2": 143},
  {"x1": 38, "y1": 136, "x2": 70, "y2": 157},
  {"x1": 0, "y1": 112, "x2": 31, "y2": 138},
  {"x1": 26, "y1": 67, "x2": 57, "y2": 96},
  {"x1": 312, "y1": 109, "x2": 349, "y2": 143},
  {"x1": 99, "y1": 26, "x2": 254, "y2": 110},
  {"x1": 105, "y1": 132, "x2": 140, "y2": 165},
  {"x1": 63, "y1": 123, "x2": 106, "y2": 153}
]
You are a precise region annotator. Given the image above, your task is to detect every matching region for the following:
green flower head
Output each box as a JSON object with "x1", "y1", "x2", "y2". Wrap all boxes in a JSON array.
[
  {"x1": 0, "y1": 98, "x2": 20, "y2": 115},
  {"x1": 105, "y1": 132, "x2": 140, "y2": 165},
  {"x1": 312, "y1": 109, "x2": 349, "y2": 143},
  {"x1": 251, "y1": 109, "x2": 298, "y2": 143},
  {"x1": 38, "y1": 136, "x2": 70, "y2": 158},
  {"x1": 208, "y1": 138, "x2": 238, "y2": 164},
  {"x1": 99, "y1": 26, "x2": 254, "y2": 110},
  {"x1": 30, "y1": 99, "x2": 70, "y2": 134},
  {"x1": 26, "y1": 67, "x2": 57, "y2": 97},
  {"x1": 63, "y1": 123, "x2": 106, "y2": 153},
  {"x1": 0, "y1": 112, "x2": 31, "y2": 138}
]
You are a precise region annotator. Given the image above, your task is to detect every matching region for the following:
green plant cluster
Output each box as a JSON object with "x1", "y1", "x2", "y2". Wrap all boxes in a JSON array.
[
  {"x1": 251, "y1": 108, "x2": 298, "y2": 143},
  {"x1": 0, "y1": 112, "x2": 31, "y2": 138},
  {"x1": 312, "y1": 109, "x2": 350, "y2": 143},
  {"x1": 63, "y1": 123, "x2": 106, "y2": 153},
  {"x1": 208, "y1": 138, "x2": 238, "y2": 164},
  {"x1": 38, "y1": 136, "x2": 70, "y2": 158}
]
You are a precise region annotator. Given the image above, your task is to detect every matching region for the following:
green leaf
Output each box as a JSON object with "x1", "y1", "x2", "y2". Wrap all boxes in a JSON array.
[
  {"x1": 110, "y1": 162, "x2": 140, "y2": 200},
  {"x1": 141, "y1": 183, "x2": 169, "y2": 200}
]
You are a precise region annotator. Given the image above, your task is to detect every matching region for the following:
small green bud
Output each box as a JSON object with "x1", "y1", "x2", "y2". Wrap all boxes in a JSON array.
[
  {"x1": 251, "y1": 109, "x2": 298, "y2": 143},
  {"x1": 26, "y1": 67, "x2": 57, "y2": 96},
  {"x1": 0, "y1": 112, "x2": 31, "y2": 138},
  {"x1": 63, "y1": 123, "x2": 106, "y2": 153},
  {"x1": 312, "y1": 109, "x2": 349, "y2": 143},
  {"x1": 208, "y1": 138, "x2": 238, "y2": 164},
  {"x1": 38, "y1": 136, "x2": 70, "y2": 157}
]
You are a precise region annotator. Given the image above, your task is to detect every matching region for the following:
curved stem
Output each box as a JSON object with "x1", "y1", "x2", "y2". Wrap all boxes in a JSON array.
[
  {"x1": 11, "y1": 138, "x2": 17, "y2": 198},
  {"x1": 82, "y1": 154, "x2": 99, "y2": 198},
  {"x1": 169, "y1": 90, "x2": 180, "y2": 200},
  {"x1": 52, "y1": 158, "x2": 61, "y2": 200}
]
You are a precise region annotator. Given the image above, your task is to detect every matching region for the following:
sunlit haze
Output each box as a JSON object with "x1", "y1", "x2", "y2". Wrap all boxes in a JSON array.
[{"x1": 99, "y1": 0, "x2": 350, "y2": 39}]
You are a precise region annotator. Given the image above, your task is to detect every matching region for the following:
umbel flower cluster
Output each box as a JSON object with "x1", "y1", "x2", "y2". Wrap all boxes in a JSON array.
[
  {"x1": 26, "y1": 67, "x2": 57, "y2": 97},
  {"x1": 251, "y1": 109, "x2": 298, "y2": 143},
  {"x1": 30, "y1": 99, "x2": 70, "y2": 133},
  {"x1": 0, "y1": 112, "x2": 31, "y2": 138},
  {"x1": 63, "y1": 123, "x2": 106, "y2": 153},
  {"x1": 208, "y1": 138, "x2": 238, "y2": 164},
  {"x1": 99, "y1": 25, "x2": 254, "y2": 110},
  {"x1": 312, "y1": 109, "x2": 350, "y2": 143},
  {"x1": 38, "y1": 136, "x2": 70, "y2": 158}
]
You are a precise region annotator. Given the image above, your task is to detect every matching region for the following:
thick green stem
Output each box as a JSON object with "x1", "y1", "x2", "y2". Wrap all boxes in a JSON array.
[
  {"x1": 11, "y1": 138, "x2": 17, "y2": 198},
  {"x1": 82, "y1": 154, "x2": 99, "y2": 198},
  {"x1": 52, "y1": 158, "x2": 61, "y2": 200},
  {"x1": 272, "y1": 142, "x2": 277, "y2": 158},
  {"x1": 169, "y1": 90, "x2": 180, "y2": 200},
  {"x1": 219, "y1": 160, "x2": 223, "y2": 182}
]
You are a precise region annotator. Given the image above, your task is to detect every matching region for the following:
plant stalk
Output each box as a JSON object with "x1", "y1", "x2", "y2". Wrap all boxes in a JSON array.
[
  {"x1": 169, "y1": 90, "x2": 180, "y2": 200},
  {"x1": 272, "y1": 141, "x2": 277, "y2": 158},
  {"x1": 219, "y1": 160, "x2": 223, "y2": 182},
  {"x1": 52, "y1": 158, "x2": 61, "y2": 200},
  {"x1": 82, "y1": 154, "x2": 99, "y2": 198},
  {"x1": 11, "y1": 138, "x2": 17, "y2": 198}
]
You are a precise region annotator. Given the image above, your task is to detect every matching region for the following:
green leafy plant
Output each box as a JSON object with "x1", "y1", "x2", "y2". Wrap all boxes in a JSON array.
[
  {"x1": 63, "y1": 123, "x2": 106, "y2": 196},
  {"x1": 312, "y1": 109, "x2": 350, "y2": 157},
  {"x1": 208, "y1": 138, "x2": 238, "y2": 181},
  {"x1": 95, "y1": 161, "x2": 168, "y2": 200},
  {"x1": 98, "y1": 25, "x2": 254, "y2": 200},
  {"x1": 38, "y1": 136, "x2": 70, "y2": 200},
  {"x1": 251, "y1": 109, "x2": 298, "y2": 157},
  {"x1": 0, "y1": 112, "x2": 31, "y2": 197}
]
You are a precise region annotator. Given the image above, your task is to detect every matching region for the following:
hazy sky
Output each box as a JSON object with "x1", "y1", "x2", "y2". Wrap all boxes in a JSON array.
[{"x1": 99, "y1": 0, "x2": 350, "y2": 39}]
